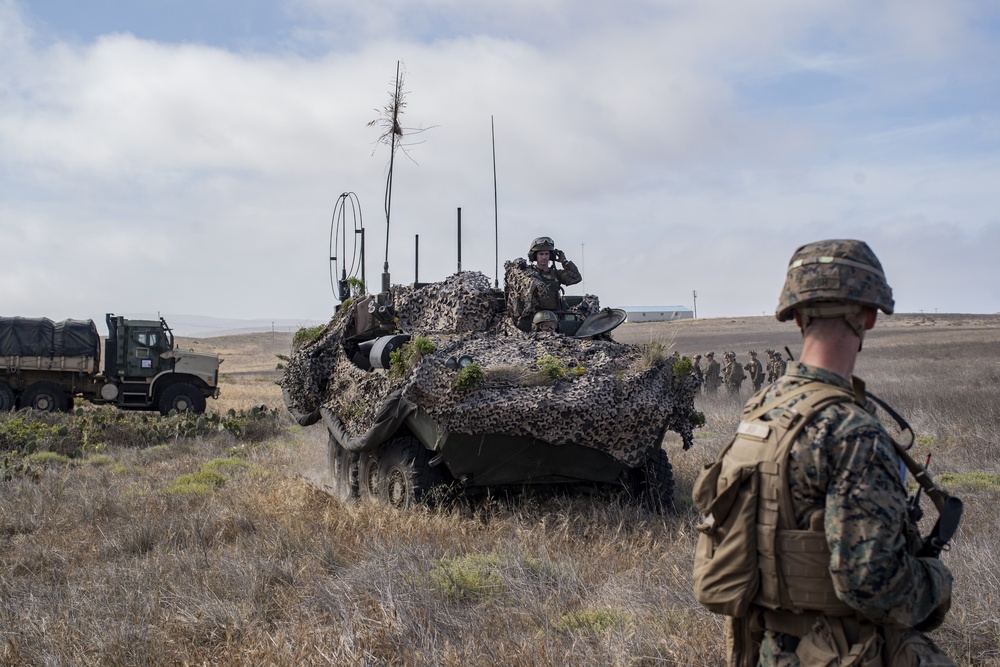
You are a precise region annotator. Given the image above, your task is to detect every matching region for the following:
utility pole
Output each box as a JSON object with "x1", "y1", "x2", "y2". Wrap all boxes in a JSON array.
[
  {"x1": 692, "y1": 290, "x2": 698, "y2": 319},
  {"x1": 581, "y1": 243, "x2": 585, "y2": 293}
]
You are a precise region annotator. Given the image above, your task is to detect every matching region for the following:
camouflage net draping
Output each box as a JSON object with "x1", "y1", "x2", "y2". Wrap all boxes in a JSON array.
[{"x1": 281, "y1": 270, "x2": 698, "y2": 467}]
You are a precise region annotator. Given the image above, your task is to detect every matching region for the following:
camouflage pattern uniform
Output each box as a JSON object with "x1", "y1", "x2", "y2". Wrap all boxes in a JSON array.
[
  {"x1": 722, "y1": 352, "x2": 745, "y2": 395},
  {"x1": 771, "y1": 352, "x2": 787, "y2": 381},
  {"x1": 754, "y1": 362, "x2": 952, "y2": 666},
  {"x1": 703, "y1": 352, "x2": 722, "y2": 395},
  {"x1": 711, "y1": 239, "x2": 953, "y2": 666},
  {"x1": 744, "y1": 351, "x2": 764, "y2": 391},
  {"x1": 515, "y1": 237, "x2": 582, "y2": 331},
  {"x1": 692, "y1": 354, "x2": 704, "y2": 388}
]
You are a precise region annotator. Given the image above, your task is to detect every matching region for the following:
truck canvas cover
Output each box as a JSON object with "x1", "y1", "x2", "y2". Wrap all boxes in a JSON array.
[{"x1": 0, "y1": 317, "x2": 100, "y2": 358}]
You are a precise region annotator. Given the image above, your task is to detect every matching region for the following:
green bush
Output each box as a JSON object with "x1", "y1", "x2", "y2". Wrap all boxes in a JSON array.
[{"x1": 454, "y1": 362, "x2": 484, "y2": 391}]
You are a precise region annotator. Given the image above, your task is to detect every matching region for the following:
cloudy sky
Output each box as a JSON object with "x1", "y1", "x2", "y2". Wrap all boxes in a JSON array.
[{"x1": 2, "y1": 0, "x2": 998, "y2": 334}]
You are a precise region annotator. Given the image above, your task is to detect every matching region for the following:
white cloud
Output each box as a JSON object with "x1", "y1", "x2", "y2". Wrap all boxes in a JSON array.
[{"x1": 1, "y1": 0, "x2": 999, "y2": 326}]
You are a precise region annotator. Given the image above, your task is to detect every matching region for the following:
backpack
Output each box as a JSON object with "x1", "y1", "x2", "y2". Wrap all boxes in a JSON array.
[{"x1": 692, "y1": 382, "x2": 860, "y2": 618}]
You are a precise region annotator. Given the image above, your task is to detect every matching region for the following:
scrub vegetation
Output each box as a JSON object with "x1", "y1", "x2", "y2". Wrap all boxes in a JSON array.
[{"x1": 1, "y1": 315, "x2": 998, "y2": 665}]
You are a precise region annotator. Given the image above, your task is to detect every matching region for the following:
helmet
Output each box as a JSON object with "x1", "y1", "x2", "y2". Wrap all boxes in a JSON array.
[
  {"x1": 528, "y1": 236, "x2": 556, "y2": 261},
  {"x1": 531, "y1": 310, "x2": 559, "y2": 329},
  {"x1": 748, "y1": 350, "x2": 757, "y2": 356},
  {"x1": 777, "y1": 239, "x2": 894, "y2": 322},
  {"x1": 705, "y1": 351, "x2": 714, "y2": 358},
  {"x1": 694, "y1": 354, "x2": 701, "y2": 360}
]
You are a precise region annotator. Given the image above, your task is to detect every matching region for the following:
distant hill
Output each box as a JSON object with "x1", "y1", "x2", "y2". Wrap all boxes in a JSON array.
[{"x1": 122, "y1": 314, "x2": 327, "y2": 338}]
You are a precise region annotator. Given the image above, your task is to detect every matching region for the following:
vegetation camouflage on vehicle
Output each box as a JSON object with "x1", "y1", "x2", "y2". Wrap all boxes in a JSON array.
[{"x1": 281, "y1": 271, "x2": 699, "y2": 467}]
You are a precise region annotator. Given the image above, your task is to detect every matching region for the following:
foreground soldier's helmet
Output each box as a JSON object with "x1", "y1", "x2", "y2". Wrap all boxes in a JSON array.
[
  {"x1": 532, "y1": 310, "x2": 559, "y2": 327},
  {"x1": 776, "y1": 239, "x2": 894, "y2": 322},
  {"x1": 528, "y1": 236, "x2": 556, "y2": 261}
]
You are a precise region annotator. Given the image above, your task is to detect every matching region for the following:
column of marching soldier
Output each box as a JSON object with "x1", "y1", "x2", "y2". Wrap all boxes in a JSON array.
[{"x1": 691, "y1": 348, "x2": 788, "y2": 396}]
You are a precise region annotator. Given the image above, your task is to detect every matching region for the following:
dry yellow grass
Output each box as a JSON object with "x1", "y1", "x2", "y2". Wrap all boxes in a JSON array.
[{"x1": 1, "y1": 316, "x2": 997, "y2": 666}]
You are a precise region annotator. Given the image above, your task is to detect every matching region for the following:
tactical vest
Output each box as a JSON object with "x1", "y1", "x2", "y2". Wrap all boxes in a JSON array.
[{"x1": 692, "y1": 381, "x2": 863, "y2": 620}]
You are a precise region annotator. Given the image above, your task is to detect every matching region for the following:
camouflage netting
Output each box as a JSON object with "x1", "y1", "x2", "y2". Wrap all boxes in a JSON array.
[{"x1": 281, "y1": 270, "x2": 699, "y2": 468}]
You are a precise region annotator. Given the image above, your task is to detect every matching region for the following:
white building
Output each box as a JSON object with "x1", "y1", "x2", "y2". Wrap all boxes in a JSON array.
[{"x1": 622, "y1": 306, "x2": 694, "y2": 323}]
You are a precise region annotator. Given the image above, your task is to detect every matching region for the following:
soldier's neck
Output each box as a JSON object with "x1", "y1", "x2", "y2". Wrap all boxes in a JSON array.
[{"x1": 799, "y1": 334, "x2": 859, "y2": 381}]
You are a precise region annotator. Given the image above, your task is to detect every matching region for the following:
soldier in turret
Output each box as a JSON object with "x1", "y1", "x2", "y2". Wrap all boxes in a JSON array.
[{"x1": 514, "y1": 236, "x2": 583, "y2": 332}]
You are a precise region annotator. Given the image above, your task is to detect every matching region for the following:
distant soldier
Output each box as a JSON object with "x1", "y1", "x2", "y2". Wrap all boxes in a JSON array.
[
  {"x1": 703, "y1": 352, "x2": 722, "y2": 395},
  {"x1": 722, "y1": 351, "x2": 745, "y2": 395},
  {"x1": 744, "y1": 350, "x2": 765, "y2": 391},
  {"x1": 770, "y1": 348, "x2": 787, "y2": 380},
  {"x1": 692, "y1": 354, "x2": 704, "y2": 387}
]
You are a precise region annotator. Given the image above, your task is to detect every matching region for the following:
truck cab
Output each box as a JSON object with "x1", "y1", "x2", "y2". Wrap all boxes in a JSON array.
[{"x1": 104, "y1": 314, "x2": 221, "y2": 415}]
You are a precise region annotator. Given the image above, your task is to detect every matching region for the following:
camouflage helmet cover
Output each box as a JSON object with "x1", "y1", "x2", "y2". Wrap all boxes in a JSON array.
[
  {"x1": 532, "y1": 310, "x2": 559, "y2": 326},
  {"x1": 776, "y1": 239, "x2": 894, "y2": 322}
]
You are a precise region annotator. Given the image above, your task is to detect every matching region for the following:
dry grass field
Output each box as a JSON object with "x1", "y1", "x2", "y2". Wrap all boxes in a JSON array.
[{"x1": 2, "y1": 314, "x2": 998, "y2": 666}]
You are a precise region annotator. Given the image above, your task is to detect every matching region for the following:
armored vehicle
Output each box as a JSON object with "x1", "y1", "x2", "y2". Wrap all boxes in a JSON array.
[
  {"x1": 281, "y1": 268, "x2": 699, "y2": 512},
  {"x1": 0, "y1": 314, "x2": 221, "y2": 414}
]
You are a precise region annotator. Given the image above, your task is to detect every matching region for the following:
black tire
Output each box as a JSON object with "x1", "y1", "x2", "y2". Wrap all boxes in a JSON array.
[
  {"x1": 357, "y1": 450, "x2": 381, "y2": 501},
  {"x1": 627, "y1": 447, "x2": 674, "y2": 514},
  {"x1": 19, "y1": 381, "x2": 68, "y2": 413},
  {"x1": 327, "y1": 432, "x2": 358, "y2": 502},
  {"x1": 0, "y1": 381, "x2": 15, "y2": 412},
  {"x1": 158, "y1": 383, "x2": 207, "y2": 416},
  {"x1": 377, "y1": 436, "x2": 450, "y2": 509}
]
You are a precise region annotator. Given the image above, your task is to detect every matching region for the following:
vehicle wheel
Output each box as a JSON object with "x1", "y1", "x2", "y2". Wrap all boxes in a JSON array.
[
  {"x1": 19, "y1": 381, "x2": 68, "y2": 413},
  {"x1": 0, "y1": 381, "x2": 15, "y2": 412},
  {"x1": 358, "y1": 450, "x2": 381, "y2": 501},
  {"x1": 627, "y1": 447, "x2": 674, "y2": 514},
  {"x1": 327, "y1": 432, "x2": 358, "y2": 502},
  {"x1": 158, "y1": 383, "x2": 207, "y2": 416},
  {"x1": 377, "y1": 435, "x2": 450, "y2": 509}
]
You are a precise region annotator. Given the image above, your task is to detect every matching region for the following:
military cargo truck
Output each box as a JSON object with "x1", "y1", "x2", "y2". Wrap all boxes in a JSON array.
[
  {"x1": 0, "y1": 314, "x2": 221, "y2": 414},
  {"x1": 281, "y1": 270, "x2": 699, "y2": 513}
]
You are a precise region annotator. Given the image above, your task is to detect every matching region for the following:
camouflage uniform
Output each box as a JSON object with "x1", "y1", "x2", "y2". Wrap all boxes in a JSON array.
[
  {"x1": 515, "y1": 237, "x2": 582, "y2": 331},
  {"x1": 771, "y1": 353, "x2": 787, "y2": 381},
  {"x1": 722, "y1": 352, "x2": 745, "y2": 395},
  {"x1": 692, "y1": 354, "x2": 704, "y2": 388},
  {"x1": 703, "y1": 353, "x2": 722, "y2": 395},
  {"x1": 754, "y1": 362, "x2": 952, "y2": 666},
  {"x1": 698, "y1": 239, "x2": 953, "y2": 666},
  {"x1": 744, "y1": 351, "x2": 764, "y2": 391}
]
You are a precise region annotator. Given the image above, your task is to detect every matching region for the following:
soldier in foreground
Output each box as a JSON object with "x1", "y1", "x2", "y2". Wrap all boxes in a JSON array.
[
  {"x1": 515, "y1": 236, "x2": 583, "y2": 331},
  {"x1": 744, "y1": 349, "x2": 764, "y2": 391},
  {"x1": 703, "y1": 351, "x2": 722, "y2": 395},
  {"x1": 693, "y1": 239, "x2": 955, "y2": 666}
]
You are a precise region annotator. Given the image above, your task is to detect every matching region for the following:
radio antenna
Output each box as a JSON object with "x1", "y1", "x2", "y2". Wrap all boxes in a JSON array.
[{"x1": 492, "y1": 115, "x2": 499, "y2": 289}]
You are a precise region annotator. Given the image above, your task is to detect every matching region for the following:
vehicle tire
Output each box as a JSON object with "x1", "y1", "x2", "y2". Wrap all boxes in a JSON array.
[
  {"x1": 357, "y1": 450, "x2": 381, "y2": 501},
  {"x1": 327, "y1": 432, "x2": 358, "y2": 502},
  {"x1": 377, "y1": 435, "x2": 450, "y2": 509},
  {"x1": 158, "y1": 383, "x2": 207, "y2": 416},
  {"x1": 627, "y1": 447, "x2": 674, "y2": 514},
  {"x1": 19, "y1": 381, "x2": 68, "y2": 413},
  {"x1": 0, "y1": 381, "x2": 16, "y2": 412}
]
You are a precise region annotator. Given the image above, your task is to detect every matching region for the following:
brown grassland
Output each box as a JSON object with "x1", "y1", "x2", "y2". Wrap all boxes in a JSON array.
[{"x1": 1, "y1": 313, "x2": 999, "y2": 665}]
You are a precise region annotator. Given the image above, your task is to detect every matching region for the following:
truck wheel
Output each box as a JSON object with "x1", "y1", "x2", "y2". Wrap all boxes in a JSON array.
[
  {"x1": 0, "y1": 382, "x2": 15, "y2": 412},
  {"x1": 327, "y1": 432, "x2": 358, "y2": 502},
  {"x1": 20, "y1": 381, "x2": 68, "y2": 413},
  {"x1": 377, "y1": 436, "x2": 450, "y2": 509},
  {"x1": 627, "y1": 447, "x2": 674, "y2": 514},
  {"x1": 358, "y1": 450, "x2": 381, "y2": 501},
  {"x1": 158, "y1": 383, "x2": 206, "y2": 416}
]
